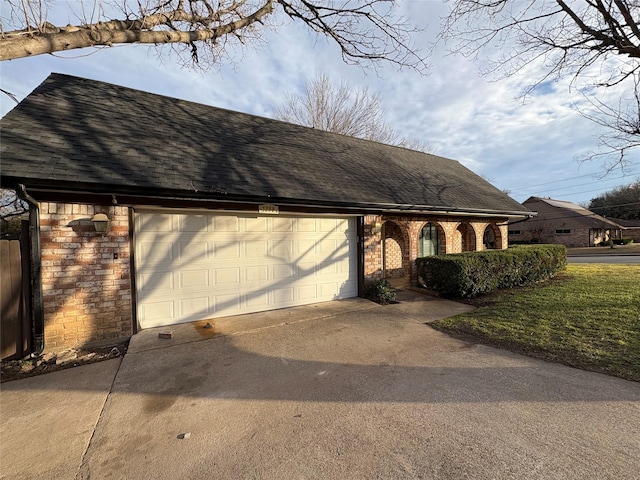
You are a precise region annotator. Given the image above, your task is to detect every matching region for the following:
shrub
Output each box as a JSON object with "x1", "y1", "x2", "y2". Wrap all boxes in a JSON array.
[
  {"x1": 416, "y1": 244, "x2": 567, "y2": 298},
  {"x1": 364, "y1": 279, "x2": 397, "y2": 305}
]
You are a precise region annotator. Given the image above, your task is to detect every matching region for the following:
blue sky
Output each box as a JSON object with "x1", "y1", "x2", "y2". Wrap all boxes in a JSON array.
[{"x1": 1, "y1": 0, "x2": 638, "y2": 206}]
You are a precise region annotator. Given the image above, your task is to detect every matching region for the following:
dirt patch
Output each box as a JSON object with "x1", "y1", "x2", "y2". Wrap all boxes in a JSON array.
[{"x1": 1, "y1": 339, "x2": 129, "y2": 383}]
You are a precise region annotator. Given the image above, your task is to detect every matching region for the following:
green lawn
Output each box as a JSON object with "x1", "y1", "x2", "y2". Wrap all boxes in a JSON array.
[{"x1": 431, "y1": 264, "x2": 640, "y2": 382}]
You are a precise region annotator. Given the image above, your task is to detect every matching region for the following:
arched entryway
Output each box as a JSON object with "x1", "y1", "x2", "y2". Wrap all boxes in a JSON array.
[
  {"x1": 383, "y1": 221, "x2": 408, "y2": 279},
  {"x1": 456, "y1": 222, "x2": 477, "y2": 252}
]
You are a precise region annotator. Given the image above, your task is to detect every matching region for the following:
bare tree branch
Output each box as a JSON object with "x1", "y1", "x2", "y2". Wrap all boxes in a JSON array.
[
  {"x1": 0, "y1": 1, "x2": 428, "y2": 73},
  {"x1": 442, "y1": 0, "x2": 640, "y2": 171}
]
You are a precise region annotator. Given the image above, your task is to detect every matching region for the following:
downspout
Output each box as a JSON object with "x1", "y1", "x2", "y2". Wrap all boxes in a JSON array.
[{"x1": 16, "y1": 184, "x2": 44, "y2": 355}]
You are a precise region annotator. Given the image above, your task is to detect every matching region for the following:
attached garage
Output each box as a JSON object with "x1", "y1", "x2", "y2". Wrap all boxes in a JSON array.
[
  {"x1": 134, "y1": 211, "x2": 358, "y2": 329},
  {"x1": 1, "y1": 74, "x2": 533, "y2": 352}
]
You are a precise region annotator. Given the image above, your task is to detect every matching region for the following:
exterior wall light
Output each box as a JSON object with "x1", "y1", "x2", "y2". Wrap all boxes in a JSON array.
[
  {"x1": 371, "y1": 221, "x2": 382, "y2": 235},
  {"x1": 92, "y1": 213, "x2": 111, "y2": 235}
]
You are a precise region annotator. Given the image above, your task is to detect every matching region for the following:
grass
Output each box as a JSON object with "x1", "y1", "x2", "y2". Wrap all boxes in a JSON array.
[{"x1": 431, "y1": 264, "x2": 640, "y2": 382}]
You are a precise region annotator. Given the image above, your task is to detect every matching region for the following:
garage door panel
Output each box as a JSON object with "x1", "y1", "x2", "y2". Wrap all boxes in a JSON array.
[
  {"x1": 137, "y1": 213, "x2": 174, "y2": 232},
  {"x1": 213, "y1": 216, "x2": 239, "y2": 232},
  {"x1": 245, "y1": 216, "x2": 269, "y2": 232},
  {"x1": 141, "y1": 300, "x2": 175, "y2": 322},
  {"x1": 214, "y1": 294, "x2": 242, "y2": 315},
  {"x1": 138, "y1": 241, "x2": 174, "y2": 266},
  {"x1": 319, "y1": 282, "x2": 340, "y2": 298},
  {"x1": 272, "y1": 217, "x2": 293, "y2": 232},
  {"x1": 214, "y1": 267, "x2": 241, "y2": 286},
  {"x1": 246, "y1": 291, "x2": 270, "y2": 308},
  {"x1": 138, "y1": 272, "x2": 174, "y2": 293},
  {"x1": 298, "y1": 285, "x2": 318, "y2": 300},
  {"x1": 296, "y1": 218, "x2": 316, "y2": 232},
  {"x1": 179, "y1": 297, "x2": 210, "y2": 319},
  {"x1": 177, "y1": 240, "x2": 208, "y2": 265},
  {"x1": 273, "y1": 287, "x2": 294, "y2": 304},
  {"x1": 273, "y1": 264, "x2": 294, "y2": 280},
  {"x1": 135, "y1": 212, "x2": 357, "y2": 329},
  {"x1": 212, "y1": 240, "x2": 241, "y2": 259},
  {"x1": 245, "y1": 265, "x2": 269, "y2": 282},
  {"x1": 269, "y1": 240, "x2": 293, "y2": 258},
  {"x1": 179, "y1": 269, "x2": 209, "y2": 288},
  {"x1": 245, "y1": 240, "x2": 269, "y2": 257},
  {"x1": 179, "y1": 214, "x2": 210, "y2": 232},
  {"x1": 297, "y1": 262, "x2": 316, "y2": 278}
]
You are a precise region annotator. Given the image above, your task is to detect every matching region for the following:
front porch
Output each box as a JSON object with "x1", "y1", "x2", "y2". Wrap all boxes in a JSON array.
[{"x1": 364, "y1": 215, "x2": 509, "y2": 288}]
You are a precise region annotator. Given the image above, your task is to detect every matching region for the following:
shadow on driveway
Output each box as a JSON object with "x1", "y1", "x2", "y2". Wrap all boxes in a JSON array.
[{"x1": 3, "y1": 293, "x2": 639, "y2": 479}]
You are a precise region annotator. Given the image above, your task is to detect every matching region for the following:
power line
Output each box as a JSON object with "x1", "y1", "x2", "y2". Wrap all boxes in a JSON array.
[
  {"x1": 509, "y1": 172, "x2": 603, "y2": 190},
  {"x1": 529, "y1": 175, "x2": 626, "y2": 194}
]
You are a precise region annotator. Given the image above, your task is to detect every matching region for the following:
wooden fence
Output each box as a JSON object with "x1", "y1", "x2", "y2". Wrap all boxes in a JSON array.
[{"x1": 1, "y1": 230, "x2": 32, "y2": 360}]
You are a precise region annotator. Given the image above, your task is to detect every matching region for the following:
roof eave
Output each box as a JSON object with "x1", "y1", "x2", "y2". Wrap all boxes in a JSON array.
[{"x1": 3, "y1": 177, "x2": 533, "y2": 219}]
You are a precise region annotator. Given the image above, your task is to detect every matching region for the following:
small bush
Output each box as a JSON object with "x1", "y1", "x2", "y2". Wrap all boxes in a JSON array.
[
  {"x1": 364, "y1": 279, "x2": 397, "y2": 305},
  {"x1": 416, "y1": 244, "x2": 566, "y2": 298}
]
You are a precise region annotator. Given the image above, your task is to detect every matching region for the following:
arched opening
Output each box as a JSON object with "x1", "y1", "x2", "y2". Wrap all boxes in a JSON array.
[
  {"x1": 483, "y1": 224, "x2": 502, "y2": 249},
  {"x1": 457, "y1": 223, "x2": 476, "y2": 252},
  {"x1": 418, "y1": 222, "x2": 442, "y2": 256},
  {"x1": 383, "y1": 221, "x2": 407, "y2": 279}
]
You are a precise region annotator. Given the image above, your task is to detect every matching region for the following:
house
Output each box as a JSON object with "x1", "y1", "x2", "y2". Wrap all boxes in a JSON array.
[
  {"x1": 611, "y1": 218, "x2": 640, "y2": 243},
  {"x1": 508, "y1": 196, "x2": 623, "y2": 247},
  {"x1": 0, "y1": 73, "x2": 531, "y2": 354}
]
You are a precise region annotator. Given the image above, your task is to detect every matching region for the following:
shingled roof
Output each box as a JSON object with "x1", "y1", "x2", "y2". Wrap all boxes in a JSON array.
[
  {"x1": 524, "y1": 197, "x2": 623, "y2": 229},
  {"x1": 1, "y1": 73, "x2": 529, "y2": 216}
]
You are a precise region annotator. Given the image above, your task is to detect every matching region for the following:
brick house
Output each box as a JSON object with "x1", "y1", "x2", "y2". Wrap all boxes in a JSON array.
[
  {"x1": 0, "y1": 74, "x2": 531, "y2": 354},
  {"x1": 508, "y1": 197, "x2": 623, "y2": 247}
]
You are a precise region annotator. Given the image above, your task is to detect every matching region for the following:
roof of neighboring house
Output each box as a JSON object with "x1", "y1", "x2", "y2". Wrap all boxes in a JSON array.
[
  {"x1": 611, "y1": 218, "x2": 640, "y2": 228},
  {"x1": 0, "y1": 73, "x2": 530, "y2": 216},
  {"x1": 523, "y1": 196, "x2": 623, "y2": 229}
]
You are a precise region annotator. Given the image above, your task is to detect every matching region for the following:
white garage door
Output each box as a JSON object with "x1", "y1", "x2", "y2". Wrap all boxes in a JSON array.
[{"x1": 134, "y1": 211, "x2": 358, "y2": 329}]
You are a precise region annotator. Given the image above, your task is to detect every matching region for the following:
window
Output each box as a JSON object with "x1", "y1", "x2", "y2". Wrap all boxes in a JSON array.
[
  {"x1": 508, "y1": 230, "x2": 521, "y2": 235},
  {"x1": 555, "y1": 229, "x2": 571, "y2": 234},
  {"x1": 419, "y1": 223, "x2": 439, "y2": 256}
]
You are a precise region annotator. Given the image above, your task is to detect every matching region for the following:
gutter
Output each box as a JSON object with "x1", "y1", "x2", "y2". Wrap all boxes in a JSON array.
[
  {"x1": 16, "y1": 184, "x2": 44, "y2": 355},
  {"x1": 11, "y1": 180, "x2": 534, "y2": 219},
  {"x1": 500, "y1": 214, "x2": 537, "y2": 227}
]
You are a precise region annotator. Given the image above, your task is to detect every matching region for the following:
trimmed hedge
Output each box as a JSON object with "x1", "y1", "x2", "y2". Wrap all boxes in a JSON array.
[{"x1": 416, "y1": 244, "x2": 567, "y2": 298}]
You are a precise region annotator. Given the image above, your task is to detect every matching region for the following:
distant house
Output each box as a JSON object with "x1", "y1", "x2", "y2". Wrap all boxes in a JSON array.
[
  {"x1": 1, "y1": 73, "x2": 531, "y2": 354},
  {"x1": 509, "y1": 197, "x2": 623, "y2": 247},
  {"x1": 611, "y1": 218, "x2": 640, "y2": 243}
]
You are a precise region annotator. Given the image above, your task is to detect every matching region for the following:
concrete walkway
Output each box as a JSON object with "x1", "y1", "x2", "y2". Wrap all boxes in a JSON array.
[{"x1": 1, "y1": 294, "x2": 639, "y2": 479}]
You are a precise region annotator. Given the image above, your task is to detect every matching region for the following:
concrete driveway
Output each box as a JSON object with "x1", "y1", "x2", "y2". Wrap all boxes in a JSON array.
[{"x1": 2, "y1": 292, "x2": 639, "y2": 479}]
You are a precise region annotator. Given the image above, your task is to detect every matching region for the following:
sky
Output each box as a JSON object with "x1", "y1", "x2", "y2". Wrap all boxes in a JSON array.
[{"x1": 1, "y1": 0, "x2": 638, "y2": 207}]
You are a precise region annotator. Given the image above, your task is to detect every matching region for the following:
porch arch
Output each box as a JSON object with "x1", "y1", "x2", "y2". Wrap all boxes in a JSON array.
[
  {"x1": 382, "y1": 220, "x2": 410, "y2": 279},
  {"x1": 483, "y1": 224, "x2": 505, "y2": 249},
  {"x1": 456, "y1": 222, "x2": 477, "y2": 252}
]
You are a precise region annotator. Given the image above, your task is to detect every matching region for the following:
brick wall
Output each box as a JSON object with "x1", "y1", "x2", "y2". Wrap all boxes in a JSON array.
[
  {"x1": 363, "y1": 215, "x2": 383, "y2": 281},
  {"x1": 383, "y1": 222, "x2": 405, "y2": 278},
  {"x1": 39, "y1": 203, "x2": 132, "y2": 351}
]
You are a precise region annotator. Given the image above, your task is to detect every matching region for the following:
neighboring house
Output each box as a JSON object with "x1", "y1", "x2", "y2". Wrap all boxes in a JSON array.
[
  {"x1": 509, "y1": 196, "x2": 623, "y2": 247},
  {"x1": 611, "y1": 218, "x2": 640, "y2": 243},
  {"x1": 0, "y1": 73, "x2": 531, "y2": 353}
]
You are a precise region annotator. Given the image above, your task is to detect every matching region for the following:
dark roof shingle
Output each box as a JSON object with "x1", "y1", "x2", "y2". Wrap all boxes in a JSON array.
[{"x1": 1, "y1": 73, "x2": 529, "y2": 215}]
